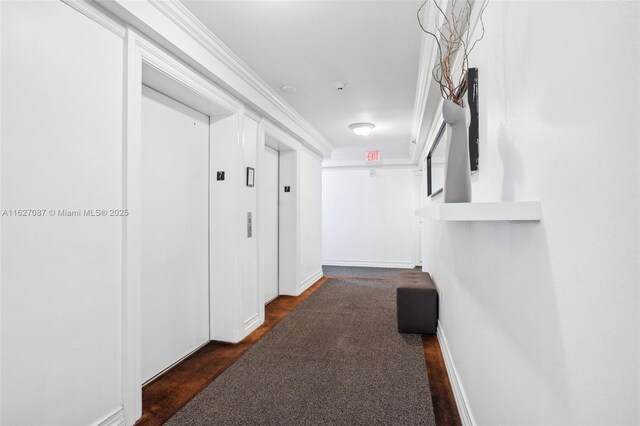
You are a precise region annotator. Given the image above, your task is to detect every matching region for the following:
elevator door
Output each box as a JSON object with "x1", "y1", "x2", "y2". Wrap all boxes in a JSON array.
[
  {"x1": 140, "y1": 85, "x2": 210, "y2": 383},
  {"x1": 263, "y1": 146, "x2": 279, "y2": 303}
]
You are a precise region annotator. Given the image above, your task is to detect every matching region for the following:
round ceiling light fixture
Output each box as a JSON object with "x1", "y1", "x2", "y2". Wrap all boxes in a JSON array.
[
  {"x1": 280, "y1": 85, "x2": 297, "y2": 93},
  {"x1": 349, "y1": 122, "x2": 375, "y2": 136}
]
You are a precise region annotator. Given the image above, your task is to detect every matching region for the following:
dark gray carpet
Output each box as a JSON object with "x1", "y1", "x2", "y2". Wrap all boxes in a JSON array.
[
  {"x1": 323, "y1": 265, "x2": 420, "y2": 279},
  {"x1": 167, "y1": 278, "x2": 435, "y2": 425}
]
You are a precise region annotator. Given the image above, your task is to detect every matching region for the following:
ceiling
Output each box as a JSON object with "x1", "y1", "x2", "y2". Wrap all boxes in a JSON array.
[{"x1": 181, "y1": 0, "x2": 423, "y2": 161}]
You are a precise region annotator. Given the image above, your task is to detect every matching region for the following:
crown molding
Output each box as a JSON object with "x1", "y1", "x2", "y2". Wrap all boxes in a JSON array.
[
  {"x1": 63, "y1": 0, "x2": 126, "y2": 37},
  {"x1": 260, "y1": 118, "x2": 302, "y2": 150},
  {"x1": 146, "y1": 0, "x2": 334, "y2": 157},
  {"x1": 410, "y1": 0, "x2": 447, "y2": 163},
  {"x1": 134, "y1": 31, "x2": 243, "y2": 115},
  {"x1": 322, "y1": 157, "x2": 416, "y2": 169}
]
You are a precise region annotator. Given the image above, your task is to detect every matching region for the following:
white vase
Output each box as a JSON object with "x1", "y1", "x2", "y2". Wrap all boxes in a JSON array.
[{"x1": 442, "y1": 99, "x2": 472, "y2": 203}]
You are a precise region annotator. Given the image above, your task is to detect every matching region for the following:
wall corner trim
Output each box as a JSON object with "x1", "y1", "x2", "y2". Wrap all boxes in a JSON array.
[{"x1": 437, "y1": 321, "x2": 476, "y2": 426}]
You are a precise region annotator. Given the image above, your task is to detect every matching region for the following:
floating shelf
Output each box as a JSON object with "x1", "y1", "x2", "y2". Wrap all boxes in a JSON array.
[{"x1": 415, "y1": 201, "x2": 542, "y2": 222}]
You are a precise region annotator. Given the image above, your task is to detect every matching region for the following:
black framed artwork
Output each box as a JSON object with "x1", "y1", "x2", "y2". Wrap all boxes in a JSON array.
[
  {"x1": 468, "y1": 67, "x2": 479, "y2": 172},
  {"x1": 246, "y1": 167, "x2": 255, "y2": 187},
  {"x1": 427, "y1": 68, "x2": 479, "y2": 197}
]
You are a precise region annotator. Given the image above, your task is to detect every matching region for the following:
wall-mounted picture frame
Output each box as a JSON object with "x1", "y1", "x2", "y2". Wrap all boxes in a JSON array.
[
  {"x1": 468, "y1": 67, "x2": 479, "y2": 173},
  {"x1": 246, "y1": 167, "x2": 255, "y2": 187}
]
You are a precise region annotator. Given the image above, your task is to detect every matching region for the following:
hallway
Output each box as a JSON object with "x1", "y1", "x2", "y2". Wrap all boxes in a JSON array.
[
  {"x1": 139, "y1": 269, "x2": 460, "y2": 425},
  {"x1": 1, "y1": 1, "x2": 638, "y2": 425}
]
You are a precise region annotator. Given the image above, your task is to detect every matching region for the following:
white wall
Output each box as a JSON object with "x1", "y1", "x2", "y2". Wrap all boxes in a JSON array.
[
  {"x1": 240, "y1": 115, "x2": 260, "y2": 334},
  {"x1": 1, "y1": 1, "x2": 123, "y2": 424},
  {"x1": 323, "y1": 167, "x2": 418, "y2": 268},
  {"x1": 423, "y1": 2, "x2": 639, "y2": 424},
  {"x1": 209, "y1": 114, "x2": 241, "y2": 342},
  {"x1": 298, "y1": 150, "x2": 323, "y2": 288}
]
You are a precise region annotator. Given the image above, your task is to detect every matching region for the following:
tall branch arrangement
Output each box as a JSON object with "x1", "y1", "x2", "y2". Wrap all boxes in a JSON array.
[{"x1": 417, "y1": 0, "x2": 487, "y2": 107}]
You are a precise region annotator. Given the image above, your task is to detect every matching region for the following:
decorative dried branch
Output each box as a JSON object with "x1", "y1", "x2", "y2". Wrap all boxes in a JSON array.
[{"x1": 417, "y1": 0, "x2": 488, "y2": 107}]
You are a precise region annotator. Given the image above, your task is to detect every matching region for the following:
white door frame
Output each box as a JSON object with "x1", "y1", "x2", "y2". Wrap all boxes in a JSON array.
[
  {"x1": 262, "y1": 145, "x2": 280, "y2": 304},
  {"x1": 256, "y1": 120, "x2": 301, "y2": 324},
  {"x1": 123, "y1": 29, "x2": 242, "y2": 425}
]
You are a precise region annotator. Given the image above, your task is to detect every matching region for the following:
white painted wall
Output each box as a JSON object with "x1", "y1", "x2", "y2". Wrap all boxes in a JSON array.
[
  {"x1": 209, "y1": 114, "x2": 241, "y2": 342},
  {"x1": 1, "y1": 1, "x2": 123, "y2": 424},
  {"x1": 322, "y1": 167, "x2": 418, "y2": 268},
  {"x1": 240, "y1": 115, "x2": 261, "y2": 334},
  {"x1": 298, "y1": 150, "x2": 323, "y2": 289},
  {"x1": 423, "y1": 2, "x2": 639, "y2": 424}
]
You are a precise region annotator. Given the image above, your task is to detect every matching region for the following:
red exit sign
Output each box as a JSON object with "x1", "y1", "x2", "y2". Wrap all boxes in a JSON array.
[{"x1": 366, "y1": 151, "x2": 381, "y2": 163}]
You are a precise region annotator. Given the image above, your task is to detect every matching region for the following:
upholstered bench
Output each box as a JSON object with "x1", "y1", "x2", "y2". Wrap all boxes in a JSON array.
[{"x1": 396, "y1": 271, "x2": 439, "y2": 335}]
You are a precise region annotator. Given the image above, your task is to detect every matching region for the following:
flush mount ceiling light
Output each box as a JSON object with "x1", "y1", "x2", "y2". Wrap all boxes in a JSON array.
[
  {"x1": 349, "y1": 122, "x2": 375, "y2": 136},
  {"x1": 280, "y1": 85, "x2": 297, "y2": 93}
]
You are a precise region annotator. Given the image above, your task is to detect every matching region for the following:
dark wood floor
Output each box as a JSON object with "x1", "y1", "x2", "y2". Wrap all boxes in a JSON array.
[
  {"x1": 137, "y1": 276, "x2": 460, "y2": 426},
  {"x1": 423, "y1": 335, "x2": 462, "y2": 426}
]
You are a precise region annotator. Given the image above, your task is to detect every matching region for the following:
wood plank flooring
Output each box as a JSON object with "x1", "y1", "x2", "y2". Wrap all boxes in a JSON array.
[
  {"x1": 423, "y1": 335, "x2": 462, "y2": 426},
  {"x1": 136, "y1": 275, "x2": 461, "y2": 425}
]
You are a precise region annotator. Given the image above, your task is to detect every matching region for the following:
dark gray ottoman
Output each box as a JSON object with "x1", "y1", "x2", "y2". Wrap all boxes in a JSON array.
[{"x1": 396, "y1": 271, "x2": 439, "y2": 335}]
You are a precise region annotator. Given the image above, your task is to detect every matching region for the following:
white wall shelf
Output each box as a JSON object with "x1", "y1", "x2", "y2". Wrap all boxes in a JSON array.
[{"x1": 415, "y1": 201, "x2": 542, "y2": 222}]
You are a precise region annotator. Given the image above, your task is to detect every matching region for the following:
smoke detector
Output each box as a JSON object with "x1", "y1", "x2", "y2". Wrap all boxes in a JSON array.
[
  {"x1": 334, "y1": 81, "x2": 348, "y2": 91},
  {"x1": 280, "y1": 85, "x2": 297, "y2": 93}
]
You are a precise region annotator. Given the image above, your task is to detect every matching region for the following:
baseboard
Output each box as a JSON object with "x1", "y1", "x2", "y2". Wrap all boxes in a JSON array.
[
  {"x1": 243, "y1": 312, "x2": 262, "y2": 336},
  {"x1": 298, "y1": 270, "x2": 323, "y2": 294},
  {"x1": 437, "y1": 321, "x2": 476, "y2": 426},
  {"x1": 322, "y1": 259, "x2": 416, "y2": 269},
  {"x1": 93, "y1": 407, "x2": 125, "y2": 426}
]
